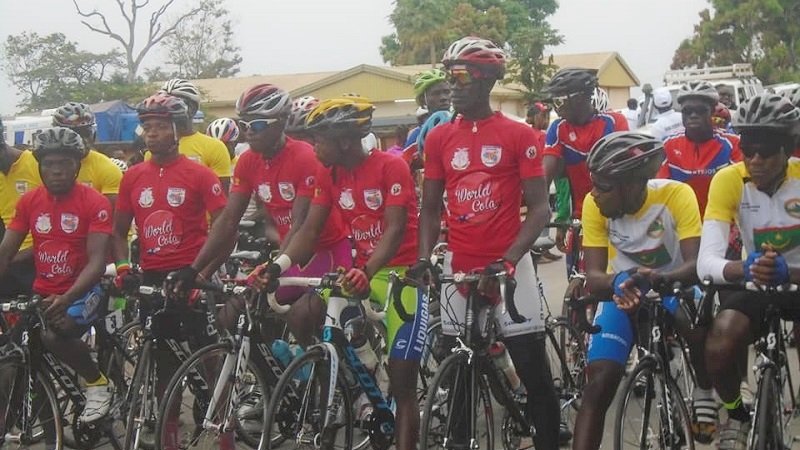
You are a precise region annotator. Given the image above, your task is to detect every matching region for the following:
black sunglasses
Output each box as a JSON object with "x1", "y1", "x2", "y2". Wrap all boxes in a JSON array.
[{"x1": 740, "y1": 144, "x2": 783, "y2": 159}]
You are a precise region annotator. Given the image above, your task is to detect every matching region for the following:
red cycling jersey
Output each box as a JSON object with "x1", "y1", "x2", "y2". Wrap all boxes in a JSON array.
[
  {"x1": 231, "y1": 139, "x2": 348, "y2": 248},
  {"x1": 9, "y1": 184, "x2": 112, "y2": 296},
  {"x1": 117, "y1": 156, "x2": 227, "y2": 271},
  {"x1": 657, "y1": 132, "x2": 742, "y2": 216},
  {"x1": 313, "y1": 150, "x2": 418, "y2": 268},
  {"x1": 424, "y1": 112, "x2": 545, "y2": 271},
  {"x1": 544, "y1": 113, "x2": 628, "y2": 218}
]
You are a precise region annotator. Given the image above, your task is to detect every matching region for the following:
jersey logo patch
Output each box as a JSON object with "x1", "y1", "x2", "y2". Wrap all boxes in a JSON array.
[
  {"x1": 15, "y1": 181, "x2": 28, "y2": 195},
  {"x1": 167, "y1": 188, "x2": 186, "y2": 207},
  {"x1": 258, "y1": 183, "x2": 272, "y2": 202},
  {"x1": 480, "y1": 145, "x2": 502, "y2": 168},
  {"x1": 35, "y1": 213, "x2": 51, "y2": 233},
  {"x1": 211, "y1": 183, "x2": 222, "y2": 196},
  {"x1": 138, "y1": 187, "x2": 154, "y2": 208},
  {"x1": 646, "y1": 217, "x2": 665, "y2": 239},
  {"x1": 451, "y1": 148, "x2": 469, "y2": 171},
  {"x1": 363, "y1": 189, "x2": 383, "y2": 210},
  {"x1": 338, "y1": 188, "x2": 355, "y2": 210},
  {"x1": 390, "y1": 183, "x2": 402, "y2": 196},
  {"x1": 525, "y1": 145, "x2": 537, "y2": 159},
  {"x1": 60, "y1": 213, "x2": 79, "y2": 234},
  {"x1": 305, "y1": 176, "x2": 315, "y2": 188},
  {"x1": 568, "y1": 131, "x2": 577, "y2": 142},
  {"x1": 785, "y1": 198, "x2": 800, "y2": 219},
  {"x1": 97, "y1": 210, "x2": 109, "y2": 223},
  {"x1": 278, "y1": 182, "x2": 295, "y2": 201}
]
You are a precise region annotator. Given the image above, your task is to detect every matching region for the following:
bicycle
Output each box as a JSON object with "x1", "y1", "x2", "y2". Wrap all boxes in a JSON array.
[
  {"x1": 263, "y1": 271, "x2": 421, "y2": 450},
  {"x1": 420, "y1": 269, "x2": 534, "y2": 450},
  {"x1": 568, "y1": 280, "x2": 700, "y2": 450}
]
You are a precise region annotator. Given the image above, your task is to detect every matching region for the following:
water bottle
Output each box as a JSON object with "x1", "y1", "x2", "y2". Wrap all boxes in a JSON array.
[
  {"x1": 271, "y1": 339, "x2": 292, "y2": 368},
  {"x1": 354, "y1": 341, "x2": 390, "y2": 395},
  {"x1": 290, "y1": 344, "x2": 309, "y2": 381},
  {"x1": 488, "y1": 341, "x2": 526, "y2": 395}
]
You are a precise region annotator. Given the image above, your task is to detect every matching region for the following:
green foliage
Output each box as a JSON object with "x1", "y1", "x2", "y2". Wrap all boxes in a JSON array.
[
  {"x1": 672, "y1": 0, "x2": 800, "y2": 84},
  {"x1": 2, "y1": 32, "x2": 152, "y2": 112},
  {"x1": 380, "y1": 0, "x2": 562, "y2": 98}
]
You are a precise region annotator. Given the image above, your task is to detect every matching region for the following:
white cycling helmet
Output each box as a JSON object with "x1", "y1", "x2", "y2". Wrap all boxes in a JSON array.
[
  {"x1": 676, "y1": 80, "x2": 719, "y2": 105},
  {"x1": 591, "y1": 88, "x2": 610, "y2": 113},
  {"x1": 206, "y1": 118, "x2": 240, "y2": 143},
  {"x1": 159, "y1": 78, "x2": 202, "y2": 105}
]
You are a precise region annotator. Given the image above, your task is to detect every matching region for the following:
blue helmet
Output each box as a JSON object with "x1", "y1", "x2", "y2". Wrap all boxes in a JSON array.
[{"x1": 417, "y1": 110, "x2": 453, "y2": 154}]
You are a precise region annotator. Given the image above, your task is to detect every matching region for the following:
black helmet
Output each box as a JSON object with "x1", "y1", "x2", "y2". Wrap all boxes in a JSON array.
[
  {"x1": 32, "y1": 127, "x2": 85, "y2": 162},
  {"x1": 587, "y1": 131, "x2": 665, "y2": 180},
  {"x1": 544, "y1": 68, "x2": 598, "y2": 97}
]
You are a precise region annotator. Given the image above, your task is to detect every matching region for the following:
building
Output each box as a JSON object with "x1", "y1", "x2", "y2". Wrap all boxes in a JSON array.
[{"x1": 192, "y1": 51, "x2": 639, "y2": 147}]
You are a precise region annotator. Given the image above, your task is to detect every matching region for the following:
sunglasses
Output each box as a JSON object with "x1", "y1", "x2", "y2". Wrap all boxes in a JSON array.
[
  {"x1": 681, "y1": 105, "x2": 711, "y2": 116},
  {"x1": 552, "y1": 93, "x2": 583, "y2": 110},
  {"x1": 238, "y1": 118, "x2": 281, "y2": 133},
  {"x1": 740, "y1": 144, "x2": 783, "y2": 159},
  {"x1": 447, "y1": 68, "x2": 474, "y2": 87},
  {"x1": 591, "y1": 177, "x2": 616, "y2": 193}
]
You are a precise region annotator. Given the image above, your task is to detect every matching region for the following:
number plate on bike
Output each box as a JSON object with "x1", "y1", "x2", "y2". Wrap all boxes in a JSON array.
[{"x1": 105, "y1": 309, "x2": 123, "y2": 333}]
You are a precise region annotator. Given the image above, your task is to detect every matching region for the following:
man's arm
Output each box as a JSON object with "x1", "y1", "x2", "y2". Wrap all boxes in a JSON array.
[
  {"x1": 199, "y1": 208, "x2": 235, "y2": 279},
  {"x1": 655, "y1": 237, "x2": 700, "y2": 285},
  {"x1": 697, "y1": 220, "x2": 741, "y2": 283},
  {"x1": 418, "y1": 179, "x2": 444, "y2": 259},
  {"x1": 281, "y1": 196, "x2": 311, "y2": 252},
  {"x1": 504, "y1": 177, "x2": 549, "y2": 264},
  {"x1": 282, "y1": 204, "x2": 330, "y2": 267},
  {"x1": 543, "y1": 154, "x2": 564, "y2": 190},
  {"x1": 364, "y1": 205, "x2": 407, "y2": 277},
  {"x1": 62, "y1": 233, "x2": 109, "y2": 303},
  {"x1": 0, "y1": 230, "x2": 27, "y2": 278},
  {"x1": 111, "y1": 210, "x2": 134, "y2": 265},
  {"x1": 584, "y1": 246, "x2": 614, "y2": 298},
  {"x1": 191, "y1": 191, "x2": 250, "y2": 273}
]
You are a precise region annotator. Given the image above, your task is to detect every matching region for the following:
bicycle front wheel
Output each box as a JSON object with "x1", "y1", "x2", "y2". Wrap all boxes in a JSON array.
[
  {"x1": 420, "y1": 351, "x2": 494, "y2": 450},
  {"x1": 124, "y1": 340, "x2": 157, "y2": 450},
  {"x1": 155, "y1": 340, "x2": 273, "y2": 450},
  {"x1": 264, "y1": 346, "x2": 353, "y2": 450},
  {"x1": 546, "y1": 318, "x2": 586, "y2": 431},
  {"x1": 752, "y1": 365, "x2": 783, "y2": 450},
  {"x1": 0, "y1": 358, "x2": 64, "y2": 450},
  {"x1": 614, "y1": 362, "x2": 694, "y2": 450}
]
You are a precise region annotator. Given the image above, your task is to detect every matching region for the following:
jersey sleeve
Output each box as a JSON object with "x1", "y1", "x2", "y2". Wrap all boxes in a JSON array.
[
  {"x1": 200, "y1": 169, "x2": 228, "y2": 213},
  {"x1": 88, "y1": 194, "x2": 113, "y2": 235},
  {"x1": 704, "y1": 165, "x2": 743, "y2": 224},
  {"x1": 667, "y1": 183, "x2": 702, "y2": 240},
  {"x1": 422, "y1": 127, "x2": 445, "y2": 180},
  {"x1": 94, "y1": 153, "x2": 123, "y2": 195},
  {"x1": 8, "y1": 192, "x2": 32, "y2": 233},
  {"x1": 205, "y1": 139, "x2": 233, "y2": 178},
  {"x1": 230, "y1": 152, "x2": 255, "y2": 196},
  {"x1": 580, "y1": 193, "x2": 609, "y2": 248},
  {"x1": 382, "y1": 156, "x2": 416, "y2": 207},
  {"x1": 116, "y1": 171, "x2": 133, "y2": 214},
  {"x1": 311, "y1": 166, "x2": 334, "y2": 207},
  {"x1": 542, "y1": 120, "x2": 563, "y2": 158},
  {"x1": 518, "y1": 127, "x2": 545, "y2": 179}
]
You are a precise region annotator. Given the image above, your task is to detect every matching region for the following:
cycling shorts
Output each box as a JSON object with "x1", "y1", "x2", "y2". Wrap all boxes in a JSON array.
[
  {"x1": 587, "y1": 293, "x2": 693, "y2": 365},
  {"x1": 322, "y1": 266, "x2": 429, "y2": 362},
  {"x1": 66, "y1": 284, "x2": 105, "y2": 327},
  {"x1": 719, "y1": 289, "x2": 800, "y2": 339},
  {"x1": 439, "y1": 252, "x2": 546, "y2": 338},
  {"x1": 279, "y1": 238, "x2": 352, "y2": 304}
]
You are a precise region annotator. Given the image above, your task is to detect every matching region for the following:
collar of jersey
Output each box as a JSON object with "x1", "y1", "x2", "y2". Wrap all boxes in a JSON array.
[
  {"x1": 147, "y1": 153, "x2": 186, "y2": 169},
  {"x1": 455, "y1": 111, "x2": 502, "y2": 128}
]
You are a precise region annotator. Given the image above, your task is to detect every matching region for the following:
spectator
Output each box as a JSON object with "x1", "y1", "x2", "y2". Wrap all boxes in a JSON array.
[
  {"x1": 650, "y1": 87, "x2": 684, "y2": 140},
  {"x1": 386, "y1": 125, "x2": 409, "y2": 157},
  {"x1": 622, "y1": 98, "x2": 640, "y2": 130}
]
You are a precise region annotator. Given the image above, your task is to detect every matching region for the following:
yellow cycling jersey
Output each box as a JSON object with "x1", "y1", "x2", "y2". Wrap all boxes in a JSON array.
[
  {"x1": 79, "y1": 149, "x2": 122, "y2": 195},
  {"x1": 582, "y1": 178, "x2": 702, "y2": 273},
  {"x1": 0, "y1": 150, "x2": 42, "y2": 249},
  {"x1": 145, "y1": 132, "x2": 232, "y2": 178},
  {"x1": 705, "y1": 160, "x2": 800, "y2": 268}
]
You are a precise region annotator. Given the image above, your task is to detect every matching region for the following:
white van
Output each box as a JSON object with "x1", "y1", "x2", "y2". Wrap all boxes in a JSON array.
[{"x1": 663, "y1": 63, "x2": 763, "y2": 109}]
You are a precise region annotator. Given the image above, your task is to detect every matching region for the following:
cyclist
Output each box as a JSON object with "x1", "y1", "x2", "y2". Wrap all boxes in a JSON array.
[
  {"x1": 175, "y1": 84, "x2": 352, "y2": 333},
  {"x1": 157, "y1": 79, "x2": 232, "y2": 188},
  {"x1": 415, "y1": 35, "x2": 560, "y2": 450},
  {"x1": 285, "y1": 95, "x2": 319, "y2": 144},
  {"x1": 657, "y1": 80, "x2": 742, "y2": 216},
  {"x1": 574, "y1": 131, "x2": 709, "y2": 450},
  {"x1": 699, "y1": 93, "x2": 800, "y2": 450},
  {"x1": 0, "y1": 127, "x2": 114, "y2": 423},
  {"x1": 712, "y1": 102, "x2": 734, "y2": 133},
  {"x1": 592, "y1": 87, "x2": 629, "y2": 128},
  {"x1": 543, "y1": 68, "x2": 628, "y2": 266},
  {"x1": 649, "y1": 87, "x2": 684, "y2": 141},
  {"x1": 405, "y1": 68, "x2": 452, "y2": 148},
  {"x1": 0, "y1": 118, "x2": 41, "y2": 296},
  {"x1": 206, "y1": 117, "x2": 240, "y2": 161},
  {"x1": 252, "y1": 95, "x2": 424, "y2": 450},
  {"x1": 51, "y1": 102, "x2": 123, "y2": 204}
]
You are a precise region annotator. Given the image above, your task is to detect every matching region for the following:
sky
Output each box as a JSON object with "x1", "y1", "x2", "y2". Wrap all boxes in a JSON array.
[{"x1": 0, "y1": 0, "x2": 710, "y2": 115}]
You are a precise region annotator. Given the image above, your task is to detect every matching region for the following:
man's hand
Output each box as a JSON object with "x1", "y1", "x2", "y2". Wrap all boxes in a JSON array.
[
  {"x1": 114, "y1": 266, "x2": 140, "y2": 293},
  {"x1": 612, "y1": 270, "x2": 649, "y2": 312},
  {"x1": 407, "y1": 258, "x2": 434, "y2": 286},
  {"x1": 634, "y1": 267, "x2": 666, "y2": 291},
  {"x1": 479, "y1": 259, "x2": 515, "y2": 299},
  {"x1": 247, "y1": 263, "x2": 282, "y2": 293},
  {"x1": 555, "y1": 227, "x2": 568, "y2": 253},
  {"x1": 168, "y1": 266, "x2": 199, "y2": 295},
  {"x1": 749, "y1": 245, "x2": 790, "y2": 287},
  {"x1": 341, "y1": 267, "x2": 370, "y2": 298},
  {"x1": 42, "y1": 294, "x2": 72, "y2": 331}
]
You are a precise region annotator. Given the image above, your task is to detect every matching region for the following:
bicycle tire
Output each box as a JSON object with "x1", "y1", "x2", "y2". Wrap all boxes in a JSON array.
[
  {"x1": 546, "y1": 319, "x2": 586, "y2": 429},
  {"x1": 420, "y1": 351, "x2": 494, "y2": 449},
  {"x1": 154, "y1": 340, "x2": 274, "y2": 450},
  {"x1": 264, "y1": 346, "x2": 354, "y2": 450},
  {"x1": 562, "y1": 277, "x2": 592, "y2": 338},
  {"x1": 418, "y1": 315, "x2": 443, "y2": 403},
  {"x1": 753, "y1": 365, "x2": 782, "y2": 450},
  {"x1": 0, "y1": 358, "x2": 64, "y2": 450},
  {"x1": 614, "y1": 361, "x2": 694, "y2": 450},
  {"x1": 123, "y1": 339, "x2": 155, "y2": 450}
]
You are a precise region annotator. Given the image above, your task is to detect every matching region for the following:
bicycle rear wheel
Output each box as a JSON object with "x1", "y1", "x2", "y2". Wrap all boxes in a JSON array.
[
  {"x1": 0, "y1": 358, "x2": 64, "y2": 449},
  {"x1": 418, "y1": 316, "x2": 443, "y2": 403},
  {"x1": 156, "y1": 340, "x2": 273, "y2": 450},
  {"x1": 124, "y1": 340, "x2": 157, "y2": 450},
  {"x1": 546, "y1": 319, "x2": 586, "y2": 431},
  {"x1": 614, "y1": 362, "x2": 694, "y2": 450},
  {"x1": 264, "y1": 347, "x2": 353, "y2": 450},
  {"x1": 420, "y1": 351, "x2": 494, "y2": 450},
  {"x1": 752, "y1": 365, "x2": 783, "y2": 450}
]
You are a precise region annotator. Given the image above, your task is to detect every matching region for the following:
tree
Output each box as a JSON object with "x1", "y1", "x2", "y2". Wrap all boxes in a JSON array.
[
  {"x1": 72, "y1": 0, "x2": 205, "y2": 82},
  {"x1": 162, "y1": 0, "x2": 242, "y2": 79},
  {"x1": 1, "y1": 32, "x2": 149, "y2": 111},
  {"x1": 380, "y1": 0, "x2": 562, "y2": 98},
  {"x1": 672, "y1": 0, "x2": 800, "y2": 84}
]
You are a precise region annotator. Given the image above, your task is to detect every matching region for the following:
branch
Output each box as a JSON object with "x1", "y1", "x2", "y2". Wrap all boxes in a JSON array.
[{"x1": 72, "y1": 0, "x2": 128, "y2": 47}]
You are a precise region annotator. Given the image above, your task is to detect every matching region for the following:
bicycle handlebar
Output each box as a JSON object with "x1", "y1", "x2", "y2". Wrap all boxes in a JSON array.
[
  {"x1": 439, "y1": 270, "x2": 525, "y2": 324},
  {"x1": 266, "y1": 273, "x2": 341, "y2": 314}
]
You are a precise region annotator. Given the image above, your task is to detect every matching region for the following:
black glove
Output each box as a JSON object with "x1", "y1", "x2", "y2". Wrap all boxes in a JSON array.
[
  {"x1": 406, "y1": 258, "x2": 434, "y2": 285},
  {"x1": 165, "y1": 266, "x2": 199, "y2": 293}
]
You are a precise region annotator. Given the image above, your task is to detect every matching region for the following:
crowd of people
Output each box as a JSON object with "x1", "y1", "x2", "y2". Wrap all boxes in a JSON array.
[{"x1": 0, "y1": 33, "x2": 799, "y2": 450}]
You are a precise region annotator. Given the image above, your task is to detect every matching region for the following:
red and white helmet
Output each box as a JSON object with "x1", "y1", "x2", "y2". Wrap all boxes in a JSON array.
[
  {"x1": 159, "y1": 78, "x2": 202, "y2": 105},
  {"x1": 206, "y1": 118, "x2": 240, "y2": 143},
  {"x1": 236, "y1": 84, "x2": 292, "y2": 118},
  {"x1": 286, "y1": 96, "x2": 320, "y2": 134},
  {"x1": 442, "y1": 36, "x2": 506, "y2": 75}
]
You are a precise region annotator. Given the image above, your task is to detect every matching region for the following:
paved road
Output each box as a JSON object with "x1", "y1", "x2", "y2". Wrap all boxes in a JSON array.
[{"x1": 16, "y1": 245, "x2": 800, "y2": 449}]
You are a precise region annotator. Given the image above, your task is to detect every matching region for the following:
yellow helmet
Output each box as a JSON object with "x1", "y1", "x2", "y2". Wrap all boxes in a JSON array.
[{"x1": 306, "y1": 96, "x2": 375, "y2": 137}]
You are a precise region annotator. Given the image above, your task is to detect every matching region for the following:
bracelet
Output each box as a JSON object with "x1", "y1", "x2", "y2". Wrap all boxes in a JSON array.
[{"x1": 115, "y1": 260, "x2": 131, "y2": 271}]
